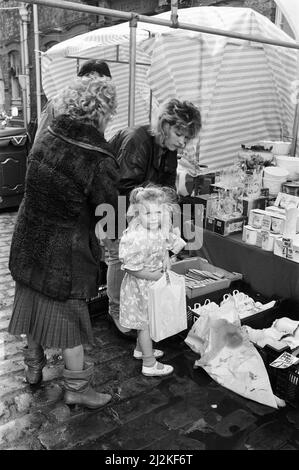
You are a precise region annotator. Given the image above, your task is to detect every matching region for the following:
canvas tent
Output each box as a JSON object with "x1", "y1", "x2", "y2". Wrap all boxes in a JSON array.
[
  {"x1": 275, "y1": 0, "x2": 299, "y2": 41},
  {"x1": 41, "y1": 6, "x2": 299, "y2": 170}
]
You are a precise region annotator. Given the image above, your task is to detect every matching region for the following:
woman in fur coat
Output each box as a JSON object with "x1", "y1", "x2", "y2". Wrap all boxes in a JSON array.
[{"x1": 8, "y1": 75, "x2": 119, "y2": 410}]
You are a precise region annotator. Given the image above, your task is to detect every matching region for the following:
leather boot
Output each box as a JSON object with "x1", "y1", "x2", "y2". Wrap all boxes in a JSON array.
[
  {"x1": 23, "y1": 345, "x2": 47, "y2": 385},
  {"x1": 63, "y1": 363, "x2": 112, "y2": 410}
]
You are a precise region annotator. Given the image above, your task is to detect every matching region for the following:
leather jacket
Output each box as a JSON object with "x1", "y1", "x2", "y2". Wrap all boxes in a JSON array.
[{"x1": 109, "y1": 124, "x2": 178, "y2": 198}]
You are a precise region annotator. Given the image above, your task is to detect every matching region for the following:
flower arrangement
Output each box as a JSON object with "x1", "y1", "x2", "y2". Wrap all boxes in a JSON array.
[{"x1": 239, "y1": 153, "x2": 273, "y2": 172}]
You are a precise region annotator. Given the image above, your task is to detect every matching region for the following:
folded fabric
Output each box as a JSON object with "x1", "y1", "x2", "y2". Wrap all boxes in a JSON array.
[
  {"x1": 243, "y1": 317, "x2": 299, "y2": 350},
  {"x1": 273, "y1": 318, "x2": 299, "y2": 335},
  {"x1": 242, "y1": 325, "x2": 289, "y2": 349}
]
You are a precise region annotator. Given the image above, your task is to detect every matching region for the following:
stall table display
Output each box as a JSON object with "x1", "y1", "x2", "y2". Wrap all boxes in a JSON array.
[{"x1": 197, "y1": 229, "x2": 299, "y2": 303}]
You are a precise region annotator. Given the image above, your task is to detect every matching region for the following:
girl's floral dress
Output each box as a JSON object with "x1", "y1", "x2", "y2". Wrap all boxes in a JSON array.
[{"x1": 119, "y1": 222, "x2": 185, "y2": 330}]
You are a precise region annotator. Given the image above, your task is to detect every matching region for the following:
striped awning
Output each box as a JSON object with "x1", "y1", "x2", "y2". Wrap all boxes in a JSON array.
[{"x1": 41, "y1": 6, "x2": 299, "y2": 169}]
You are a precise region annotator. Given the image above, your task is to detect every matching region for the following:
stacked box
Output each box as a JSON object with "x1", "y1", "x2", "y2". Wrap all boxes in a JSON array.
[
  {"x1": 241, "y1": 196, "x2": 268, "y2": 219},
  {"x1": 274, "y1": 237, "x2": 299, "y2": 263},
  {"x1": 214, "y1": 216, "x2": 245, "y2": 236}
]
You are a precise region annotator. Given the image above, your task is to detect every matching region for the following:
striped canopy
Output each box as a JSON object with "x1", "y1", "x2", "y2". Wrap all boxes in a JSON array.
[{"x1": 41, "y1": 6, "x2": 298, "y2": 170}]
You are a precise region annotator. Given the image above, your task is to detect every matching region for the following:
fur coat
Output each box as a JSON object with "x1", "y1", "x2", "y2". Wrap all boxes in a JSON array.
[{"x1": 9, "y1": 115, "x2": 119, "y2": 301}]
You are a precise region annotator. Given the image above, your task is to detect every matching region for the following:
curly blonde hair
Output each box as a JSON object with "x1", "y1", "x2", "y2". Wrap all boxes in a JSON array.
[
  {"x1": 128, "y1": 184, "x2": 180, "y2": 219},
  {"x1": 151, "y1": 98, "x2": 201, "y2": 146},
  {"x1": 52, "y1": 75, "x2": 117, "y2": 131}
]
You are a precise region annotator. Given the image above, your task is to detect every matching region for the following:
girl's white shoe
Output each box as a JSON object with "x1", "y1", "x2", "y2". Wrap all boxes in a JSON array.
[
  {"x1": 142, "y1": 361, "x2": 174, "y2": 377},
  {"x1": 133, "y1": 349, "x2": 164, "y2": 360}
]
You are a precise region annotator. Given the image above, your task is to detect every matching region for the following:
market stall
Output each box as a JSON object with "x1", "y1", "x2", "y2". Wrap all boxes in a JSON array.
[
  {"x1": 38, "y1": 1, "x2": 299, "y2": 307},
  {"x1": 41, "y1": 6, "x2": 299, "y2": 171},
  {"x1": 24, "y1": 0, "x2": 299, "y2": 409}
]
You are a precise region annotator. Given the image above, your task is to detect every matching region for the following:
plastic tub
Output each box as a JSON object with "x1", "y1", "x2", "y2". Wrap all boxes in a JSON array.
[
  {"x1": 275, "y1": 155, "x2": 299, "y2": 181},
  {"x1": 263, "y1": 177, "x2": 283, "y2": 195},
  {"x1": 260, "y1": 140, "x2": 291, "y2": 155},
  {"x1": 263, "y1": 166, "x2": 289, "y2": 179}
]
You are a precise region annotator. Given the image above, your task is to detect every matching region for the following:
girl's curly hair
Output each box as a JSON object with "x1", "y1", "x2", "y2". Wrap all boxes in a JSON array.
[
  {"x1": 151, "y1": 98, "x2": 201, "y2": 146},
  {"x1": 128, "y1": 184, "x2": 180, "y2": 219},
  {"x1": 129, "y1": 184, "x2": 176, "y2": 206},
  {"x1": 52, "y1": 75, "x2": 117, "y2": 131}
]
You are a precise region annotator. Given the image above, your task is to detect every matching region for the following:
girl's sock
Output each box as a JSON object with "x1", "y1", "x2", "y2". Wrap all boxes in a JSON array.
[
  {"x1": 142, "y1": 357, "x2": 166, "y2": 370},
  {"x1": 142, "y1": 354, "x2": 156, "y2": 367}
]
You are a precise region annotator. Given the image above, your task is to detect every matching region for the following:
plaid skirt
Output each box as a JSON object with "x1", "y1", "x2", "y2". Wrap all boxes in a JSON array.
[{"x1": 8, "y1": 282, "x2": 94, "y2": 349}]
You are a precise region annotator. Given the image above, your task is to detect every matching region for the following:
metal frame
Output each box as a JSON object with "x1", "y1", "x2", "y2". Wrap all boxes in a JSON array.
[{"x1": 22, "y1": 0, "x2": 299, "y2": 152}]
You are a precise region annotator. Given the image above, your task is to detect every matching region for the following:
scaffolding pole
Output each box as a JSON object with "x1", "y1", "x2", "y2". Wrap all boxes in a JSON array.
[
  {"x1": 128, "y1": 16, "x2": 137, "y2": 127},
  {"x1": 33, "y1": 4, "x2": 42, "y2": 124},
  {"x1": 18, "y1": 0, "x2": 299, "y2": 51}
]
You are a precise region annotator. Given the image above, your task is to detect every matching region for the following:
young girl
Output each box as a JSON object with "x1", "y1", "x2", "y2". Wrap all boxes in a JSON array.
[{"x1": 119, "y1": 185, "x2": 186, "y2": 377}]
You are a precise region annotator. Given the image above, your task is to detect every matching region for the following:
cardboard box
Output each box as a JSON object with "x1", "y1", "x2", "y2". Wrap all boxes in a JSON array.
[
  {"x1": 265, "y1": 206, "x2": 284, "y2": 216},
  {"x1": 267, "y1": 201, "x2": 299, "y2": 233},
  {"x1": 274, "y1": 236, "x2": 299, "y2": 263},
  {"x1": 193, "y1": 193, "x2": 218, "y2": 219},
  {"x1": 214, "y1": 216, "x2": 245, "y2": 236},
  {"x1": 171, "y1": 256, "x2": 242, "y2": 298},
  {"x1": 248, "y1": 209, "x2": 286, "y2": 233},
  {"x1": 241, "y1": 196, "x2": 267, "y2": 218},
  {"x1": 248, "y1": 209, "x2": 268, "y2": 228},
  {"x1": 274, "y1": 192, "x2": 299, "y2": 209},
  {"x1": 205, "y1": 216, "x2": 215, "y2": 231}
]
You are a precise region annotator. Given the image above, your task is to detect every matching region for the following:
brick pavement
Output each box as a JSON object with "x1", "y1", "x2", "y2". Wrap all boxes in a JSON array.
[{"x1": 1, "y1": 209, "x2": 299, "y2": 451}]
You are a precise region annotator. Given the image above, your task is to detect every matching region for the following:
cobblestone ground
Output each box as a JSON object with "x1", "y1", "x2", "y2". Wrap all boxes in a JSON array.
[{"x1": 1, "y1": 210, "x2": 299, "y2": 452}]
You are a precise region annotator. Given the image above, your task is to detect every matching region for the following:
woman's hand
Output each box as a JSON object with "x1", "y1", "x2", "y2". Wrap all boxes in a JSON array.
[
  {"x1": 150, "y1": 269, "x2": 164, "y2": 281},
  {"x1": 95, "y1": 221, "x2": 115, "y2": 250},
  {"x1": 162, "y1": 253, "x2": 171, "y2": 271},
  {"x1": 125, "y1": 268, "x2": 163, "y2": 281}
]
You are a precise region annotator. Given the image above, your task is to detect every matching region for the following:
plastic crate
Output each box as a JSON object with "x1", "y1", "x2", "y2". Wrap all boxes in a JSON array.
[
  {"x1": 248, "y1": 299, "x2": 299, "y2": 407},
  {"x1": 187, "y1": 306, "x2": 200, "y2": 329},
  {"x1": 171, "y1": 256, "x2": 242, "y2": 299},
  {"x1": 87, "y1": 285, "x2": 108, "y2": 318},
  {"x1": 274, "y1": 366, "x2": 299, "y2": 407},
  {"x1": 256, "y1": 343, "x2": 299, "y2": 407},
  {"x1": 186, "y1": 299, "x2": 279, "y2": 330}
]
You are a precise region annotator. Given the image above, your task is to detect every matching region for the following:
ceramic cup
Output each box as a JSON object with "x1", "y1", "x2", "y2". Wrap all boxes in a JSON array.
[
  {"x1": 271, "y1": 216, "x2": 284, "y2": 234},
  {"x1": 251, "y1": 213, "x2": 264, "y2": 229},
  {"x1": 261, "y1": 231, "x2": 274, "y2": 251},
  {"x1": 245, "y1": 227, "x2": 257, "y2": 245}
]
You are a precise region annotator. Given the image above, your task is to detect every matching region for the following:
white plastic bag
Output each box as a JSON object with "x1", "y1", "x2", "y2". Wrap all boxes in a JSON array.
[{"x1": 148, "y1": 270, "x2": 187, "y2": 342}]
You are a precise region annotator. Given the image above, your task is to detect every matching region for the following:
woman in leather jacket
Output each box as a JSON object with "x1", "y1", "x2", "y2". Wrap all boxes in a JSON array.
[{"x1": 98, "y1": 98, "x2": 202, "y2": 336}]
